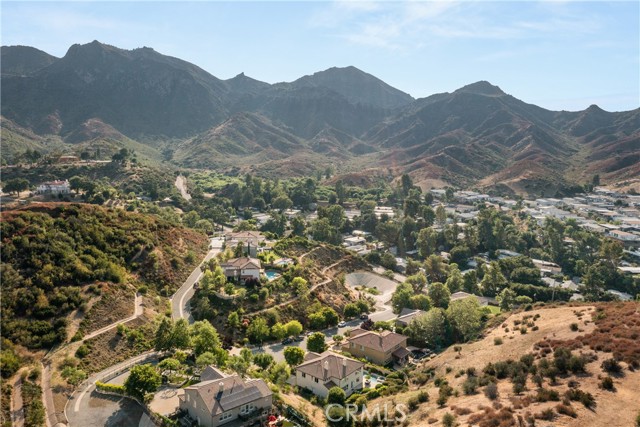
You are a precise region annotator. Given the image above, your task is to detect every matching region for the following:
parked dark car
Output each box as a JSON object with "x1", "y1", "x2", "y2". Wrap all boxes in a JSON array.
[
  {"x1": 360, "y1": 313, "x2": 369, "y2": 320},
  {"x1": 281, "y1": 337, "x2": 293, "y2": 345},
  {"x1": 293, "y1": 335, "x2": 304, "y2": 342}
]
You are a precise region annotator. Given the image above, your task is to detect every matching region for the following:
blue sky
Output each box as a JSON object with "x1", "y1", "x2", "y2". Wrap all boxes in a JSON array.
[{"x1": 2, "y1": 1, "x2": 639, "y2": 111}]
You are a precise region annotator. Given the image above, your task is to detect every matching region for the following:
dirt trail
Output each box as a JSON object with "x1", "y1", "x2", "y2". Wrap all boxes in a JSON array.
[
  {"x1": 11, "y1": 373, "x2": 24, "y2": 427},
  {"x1": 175, "y1": 175, "x2": 191, "y2": 201},
  {"x1": 81, "y1": 293, "x2": 143, "y2": 341}
]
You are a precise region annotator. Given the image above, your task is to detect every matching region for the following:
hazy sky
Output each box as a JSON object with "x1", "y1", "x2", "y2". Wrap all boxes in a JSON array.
[{"x1": 2, "y1": 1, "x2": 639, "y2": 111}]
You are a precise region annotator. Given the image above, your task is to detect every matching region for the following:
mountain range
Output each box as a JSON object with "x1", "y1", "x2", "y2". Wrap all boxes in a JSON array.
[{"x1": 2, "y1": 41, "x2": 639, "y2": 195}]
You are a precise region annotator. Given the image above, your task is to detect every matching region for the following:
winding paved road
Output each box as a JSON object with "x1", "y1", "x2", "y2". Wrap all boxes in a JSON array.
[{"x1": 171, "y1": 238, "x2": 224, "y2": 322}]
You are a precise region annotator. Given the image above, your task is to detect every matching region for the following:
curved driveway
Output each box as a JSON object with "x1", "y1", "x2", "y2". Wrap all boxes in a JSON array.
[{"x1": 171, "y1": 237, "x2": 223, "y2": 321}]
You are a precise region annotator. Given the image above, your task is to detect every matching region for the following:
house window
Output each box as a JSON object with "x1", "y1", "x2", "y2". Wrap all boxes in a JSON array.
[
  {"x1": 360, "y1": 345, "x2": 363, "y2": 350},
  {"x1": 240, "y1": 403, "x2": 254, "y2": 414},
  {"x1": 219, "y1": 411, "x2": 233, "y2": 421},
  {"x1": 302, "y1": 373, "x2": 306, "y2": 378},
  {"x1": 314, "y1": 378, "x2": 319, "y2": 383},
  {"x1": 350, "y1": 342, "x2": 354, "y2": 348}
]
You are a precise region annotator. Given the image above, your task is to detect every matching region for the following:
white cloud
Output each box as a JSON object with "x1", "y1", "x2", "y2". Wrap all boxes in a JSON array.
[{"x1": 311, "y1": 0, "x2": 610, "y2": 51}]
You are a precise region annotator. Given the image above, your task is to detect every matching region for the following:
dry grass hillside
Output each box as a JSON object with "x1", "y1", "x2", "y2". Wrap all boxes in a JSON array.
[{"x1": 368, "y1": 302, "x2": 640, "y2": 427}]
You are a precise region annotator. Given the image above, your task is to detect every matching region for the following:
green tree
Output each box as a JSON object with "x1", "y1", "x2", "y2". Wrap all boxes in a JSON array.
[
  {"x1": 407, "y1": 308, "x2": 447, "y2": 348},
  {"x1": 401, "y1": 174, "x2": 414, "y2": 197},
  {"x1": 182, "y1": 211, "x2": 201, "y2": 228},
  {"x1": 227, "y1": 311, "x2": 241, "y2": 329},
  {"x1": 290, "y1": 216, "x2": 306, "y2": 236},
  {"x1": 480, "y1": 262, "x2": 508, "y2": 297},
  {"x1": 247, "y1": 318, "x2": 270, "y2": 345},
  {"x1": 158, "y1": 358, "x2": 181, "y2": 374},
  {"x1": 291, "y1": 277, "x2": 309, "y2": 296},
  {"x1": 310, "y1": 218, "x2": 342, "y2": 245},
  {"x1": 228, "y1": 354, "x2": 251, "y2": 376},
  {"x1": 269, "y1": 362, "x2": 291, "y2": 387},
  {"x1": 435, "y1": 205, "x2": 447, "y2": 227},
  {"x1": 406, "y1": 271, "x2": 428, "y2": 293},
  {"x1": 253, "y1": 353, "x2": 274, "y2": 370},
  {"x1": 271, "y1": 323, "x2": 288, "y2": 340},
  {"x1": 191, "y1": 320, "x2": 221, "y2": 355},
  {"x1": 124, "y1": 364, "x2": 161, "y2": 399},
  {"x1": 69, "y1": 176, "x2": 84, "y2": 194},
  {"x1": 600, "y1": 239, "x2": 623, "y2": 267},
  {"x1": 425, "y1": 255, "x2": 448, "y2": 283},
  {"x1": 445, "y1": 265, "x2": 464, "y2": 293},
  {"x1": 391, "y1": 282, "x2": 414, "y2": 314},
  {"x1": 284, "y1": 346, "x2": 305, "y2": 366},
  {"x1": 285, "y1": 320, "x2": 303, "y2": 337},
  {"x1": 328, "y1": 386, "x2": 347, "y2": 405},
  {"x1": 463, "y1": 270, "x2": 479, "y2": 294},
  {"x1": 428, "y1": 282, "x2": 451, "y2": 309},
  {"x1": 170, "y1": 318, "x2": 191, "y2": 349},
  {"x1": 447, "y1": 297, "x2": 482, "y2": 342},
  {"x1": 154, "y1": 317, "x2": 174, "y2": 352},
  {"x1": 410, "y1": 294, "x2": 432, "y2": 311},
  {"x1": 497, "y1": 287, "x2": 517, "y2": 311},
  {"x1": 3, "y1": 178, "x2": 29, "y2": 195},
  {"x1": 194, "y1": 219, "x2": 214, "y2": 234},
  {"x1": 307, "y1": 332, "x2": 327, "y2": 353},
  {"x1": 272, "y1": 195, "x2": 293, "y2": 211},
  {"x1": 195, "y1": 352, "x2": 217, "y2": 367}
]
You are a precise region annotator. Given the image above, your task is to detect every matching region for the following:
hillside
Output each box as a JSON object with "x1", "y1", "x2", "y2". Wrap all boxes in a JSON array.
[
  {"x1": 2, "y1": 41, "x2": 639, "y2": 194},
  {"x1": 0, "y1": 203, "x2": 208, "y2": 350},
  {"x1": 368, "y1": 303, "x2": 640, "y2": 427},
  {"x1": 0, "y1": 45, "x2": 58, "y2": 76}
]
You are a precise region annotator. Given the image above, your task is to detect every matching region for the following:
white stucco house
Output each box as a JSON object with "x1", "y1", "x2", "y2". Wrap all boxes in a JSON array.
[
  {"x1": 220, "y1": 257, "x2": 262, "y2": 282},
  {"x1": 179, "y1": 366, "x2": 272, "y2": 427},
  {"x1": 293, "y1": 352, "x2": 364, "y2": 398},
  {"x1": 36, "y1": 180, "x2": 70, "y2": 195}
]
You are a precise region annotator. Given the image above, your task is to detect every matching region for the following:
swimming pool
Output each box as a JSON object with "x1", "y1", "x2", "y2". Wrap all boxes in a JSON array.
[{"x1": 265, "y1": 270, "x2": 281, "y2": 281}]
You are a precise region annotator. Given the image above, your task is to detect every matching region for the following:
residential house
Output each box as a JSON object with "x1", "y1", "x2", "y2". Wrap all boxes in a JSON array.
[
  {"x1": 220, "y1": 257, "x2": 262, "y2": 282},
  {"x1": 531, "y1": 259, "x2": 562, "y2": 276},
  {"x1": 294, "y1": 352, "x2": 364, "y2": 398},
  {"x1": 450, "y1": 291, "x2": 497, "y2": 307},
  {"x1": 36, "y1": 180, "x2": 70, "y2": 195},
  {"x1": 224, "y1": 231, "x2": 265, "y2": 257},
  {"x1": 179, "y1": 367, "x2": 272, "y2": 427},
  {"x1": 57, "y1": 155, "x2": 79, "y2": 164},
  {"x1": 343, "y1": 329, "x2": 410, "y2": 366},
  {"x1": 608, "y1": 230, "x2": 640, "y2": 243},
  {"x1": 344, "y1": 236, "x2": 366, "y2": 247},
  {"x1": 395, "y1": 308, "x2": 426, "y2": 328},
  {"x1": 374, "y1": 206, "x2": 395, "y2": 219}
]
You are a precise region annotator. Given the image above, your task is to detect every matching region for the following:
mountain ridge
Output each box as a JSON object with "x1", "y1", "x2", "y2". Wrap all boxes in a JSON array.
[{"x1": 1, "y1": 41, "x2": 638, "y2": 194}]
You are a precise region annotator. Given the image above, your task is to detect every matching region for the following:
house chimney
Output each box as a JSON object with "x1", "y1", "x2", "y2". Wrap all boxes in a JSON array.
[
  {"x1": 342, "y1": 357, "x2": 347, "y2": 377},
  {"x1": 323, "y1": 360, "x2": 329, "y2": 380}
]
